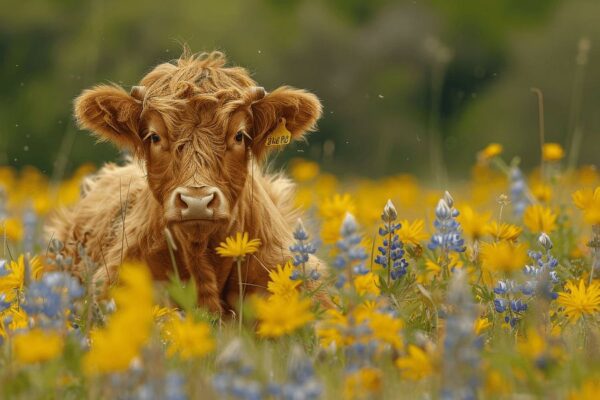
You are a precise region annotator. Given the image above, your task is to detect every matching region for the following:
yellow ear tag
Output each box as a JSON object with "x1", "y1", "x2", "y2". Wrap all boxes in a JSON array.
[{"x1": 265, "y1": 118, "x2": 292, "y2": 147}]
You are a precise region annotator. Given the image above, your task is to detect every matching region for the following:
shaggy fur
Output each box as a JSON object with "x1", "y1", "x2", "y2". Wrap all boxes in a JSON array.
[{"x1": 46, "y1": 50, "x2": 324, "y2": 314}]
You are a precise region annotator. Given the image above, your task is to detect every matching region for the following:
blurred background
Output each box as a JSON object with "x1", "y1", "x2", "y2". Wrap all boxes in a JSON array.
[{"x1": 1, "y1": 0, "x2": 599, "y2": 181}]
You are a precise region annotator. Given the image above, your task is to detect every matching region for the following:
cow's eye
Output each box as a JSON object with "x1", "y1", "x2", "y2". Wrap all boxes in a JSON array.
[
  {"x1": 235, "y1": 131, "x2": 245, "y2": 143},
  {"x1": 150, "y1": 133, "x2": 161, "y2": 143}
]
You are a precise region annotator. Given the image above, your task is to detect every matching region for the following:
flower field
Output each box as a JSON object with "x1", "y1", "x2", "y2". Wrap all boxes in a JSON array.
[{"x1": 1, "y1": 143, "x2": 599, "y2": 399}]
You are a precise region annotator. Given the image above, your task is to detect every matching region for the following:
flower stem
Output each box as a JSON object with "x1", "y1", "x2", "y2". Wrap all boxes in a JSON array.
[{"x1": 237, "y1": 258, "x2": 244, "y2": 333}]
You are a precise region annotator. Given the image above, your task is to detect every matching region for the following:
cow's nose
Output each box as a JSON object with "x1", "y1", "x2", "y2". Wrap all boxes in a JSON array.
[{"x1": 171, "y1": 186, "x2": 225, "y2": 221}]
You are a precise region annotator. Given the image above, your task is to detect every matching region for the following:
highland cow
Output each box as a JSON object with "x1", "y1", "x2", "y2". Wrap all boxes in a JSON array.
[{"x1": 47, "y1": 51, "x2": 324, "y2": 314}]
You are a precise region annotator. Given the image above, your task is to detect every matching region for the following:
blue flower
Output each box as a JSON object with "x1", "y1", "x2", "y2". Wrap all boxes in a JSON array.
[
  {"x1": 333, "y1": 213, "x2": 368, "y2": 279},
  {"x1": 523, "y1": 233, "x2": 561, "y2": 300},
  {"x1": 428, "y1": 192, "x2": 466, "y2": 254},
  {"x1": 213, "y1": 339, "x2": 264, "y2": 400},
  {"x1": 441, "y1": 270, "x2": 481, "y2": 399},
  {"x1": 278, "y1": 346, "x2": 322, "y2": 400},
  {"x1": 289, "y1": 219, "x2": 319, "y2": 282},
  {"x1": 374, "y1": 200, "x2": 409, "y2": 281},
  {"x1": 22, "y1": 271, "x2": 83, "y2": 325},
  {"x1": 509, "y1": 167, "x2": 530, "y2": 217}
]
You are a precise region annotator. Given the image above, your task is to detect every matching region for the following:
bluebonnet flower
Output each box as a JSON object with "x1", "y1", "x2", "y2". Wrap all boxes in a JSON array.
[
  {"x1": 493, "y1": 278, "x2": 528, "y2": 327},
  {"x1": 269, "y1": 346, "x2": 322, "y2": 400},
  {"x1": 165, "y1": 372, "x2": 187, "y2": 400},
  {"x1": 492, "y1": 234, "x2": 560, "y2": 328},
  {"x1": 428, "y1": 192, "x2": 466, "y2": 255},
  {"x1": 134, "y1": 371, "x2": 188, "y2": 400},
  {"x1": 441, "y1": 270, "x2": 481, "y2": 400},
  {"x1": 523, "y1": 233, "x2": 560, "y2": 300},
  {"x1": 375, "y1": 200, "x2": 409, "y2": 283},
  {"x1": 509, "y1": 167, "x2": 530, "y2": 217},
  {"x1": 213, "y1": 339, "x2": 264, "y2": 400},
  {"x1": 22, "y1": 208, "x2": 37, "y2": 254},
  {"x1": 22, "y1": 271, "x2": 83, "y2": 327},
  {"x1": 332, "y1": 213, "x2": 368, "y2": 288},
  {"x1": 289, "y1": 219, "x2": 319, "y2": 282}
]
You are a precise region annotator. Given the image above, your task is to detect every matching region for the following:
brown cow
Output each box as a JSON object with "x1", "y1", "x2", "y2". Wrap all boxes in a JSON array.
[{"x1": 47, "y1": 50, "x2": 324, "y2": 314}]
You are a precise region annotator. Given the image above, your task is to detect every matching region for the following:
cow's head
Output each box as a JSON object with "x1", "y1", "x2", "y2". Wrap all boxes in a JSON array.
[{"x1": 74, "y1": 51, "x2": 322, "y2": 236}]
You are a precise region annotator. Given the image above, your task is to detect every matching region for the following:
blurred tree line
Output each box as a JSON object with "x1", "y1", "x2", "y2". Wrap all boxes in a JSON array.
[{"x1": 1, "y1": 0, "x2": 598, "y2": 181}]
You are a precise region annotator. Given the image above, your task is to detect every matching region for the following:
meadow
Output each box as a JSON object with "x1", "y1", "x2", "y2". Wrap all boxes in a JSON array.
[{"x1": 0, "y1": 143, "x2": 599, "y2": 399}]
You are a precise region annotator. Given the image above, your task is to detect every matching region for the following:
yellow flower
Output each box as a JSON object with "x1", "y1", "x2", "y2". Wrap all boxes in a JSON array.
[
  {"x1": 353, "y1": 272, "x2": 380, "y2": 296},
  {"x1": 485, "y1": 369, "x2": 512, "y2": 396},
  {"x1": 12, "y1": 329, "x2": 64, "y2": 364},
  {"x1": 163, "y1": 315, "x2": 215, "y2": 359},
  {"x1": 398, "y1": 219, "x2": 428, "y2": 246},
  {"x1": 458, "y1": 206, "x2": 491, "y2": 240},
  {"x1": 215, "y1": 232, "x2": 261, "y2": 260},
  {"x1": 474, "y1": 317, "x2": 491, "y2": 335},
  {"x1": 320, "y1": 194, "x2": 356, "y2": 244},
  {"x1": 0, "y1": 218, "x2": 23, "y2": 242},
  {"x1": 83, "y1": 263, "x2": 154, "y2": 375},
  {"x1": 153, "y1": 305, "x2": 178, "y2": 320},
  {"x1": 267, "y1": 262, "x2": 301, "y2": 299},
  {"x1": 484, "y1": 221, "x2": 522, "y2": 242},
  {"x1": 557, "y1": 279, "x2": 600, "y2": 324},
  {"x1": 254, "y1": 293, "x2": 314, "y2": 338},
  {"x1": 316, "y1": 309, "x2": 349, "y2": 348},
  {"x1": 568, "y1": 380, "x2": 600, "y2": 400},
  {"x1": 531, "y1": 182, "x2": 552, "y2": 203},
  {"x1": 396, "y1": 345, "x2": 434, "y2": 380},
  {"x1": 542, "y1": 142, "x2": 565, "y2": 161},
  {"x1": 0, "y1": 255, "x2": 41, "y2": 301},
  {"x1": 419, "y1": 253, "x2": 463, "y2": 283},
  {"x1": 0, "y1": 305, "x2": 28, "y2": 338},
  {"x1": 572, "y1": 187, "x2": 600, "y2": 225},
  {"x1": 368, "y1": 312, "x2": 404, "y2": 350},
  {"x1": 320, "y1": 193, "x2": 356, "y2": 220},
  {"x1": 478, "y1": 143, "x2": 503, "y2": 162},
  {"x1": 289, "y1": 158, "x2": 320, "y2": 182},
  {"x1": 344, "y1": 367, "x2": 382, "y2": 400},
  {"x1": 523, "y1": 204, "x2": 557, "y2": 233},
  {"x1": 480, "y1": 241, "x2": 528, "y2": 274}
]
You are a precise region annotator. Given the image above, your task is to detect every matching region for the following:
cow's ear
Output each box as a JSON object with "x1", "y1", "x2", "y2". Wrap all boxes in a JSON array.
[
  {"x1": 250, "y1": 86, "x2": 322, "y2": 158},
  {"x1": 74, "y1": 84, "x2": 143, "y2": 151}
]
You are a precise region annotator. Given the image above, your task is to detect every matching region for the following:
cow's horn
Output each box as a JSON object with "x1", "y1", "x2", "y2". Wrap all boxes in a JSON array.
[{"x1": 130, "y1": 85, "x2": 147, "y2": 101}]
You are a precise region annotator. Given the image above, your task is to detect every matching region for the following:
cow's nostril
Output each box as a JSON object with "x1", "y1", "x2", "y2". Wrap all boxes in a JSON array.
[
  {"x1": 176, "y1": 193, "x2": 189, "y2": 210},
  {"x1": 206, "y1": 193, "x2": 218, "y2": 210}
]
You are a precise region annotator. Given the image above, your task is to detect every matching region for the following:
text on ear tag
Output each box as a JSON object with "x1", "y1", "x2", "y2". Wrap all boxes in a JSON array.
[{"x1": 265, "y1": 118, "x2": 292, "y2": 147}]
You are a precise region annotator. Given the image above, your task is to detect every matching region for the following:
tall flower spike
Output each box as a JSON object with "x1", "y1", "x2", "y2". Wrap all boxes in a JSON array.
[
  {"x1": 510, "y1": 167, "x2": 530, "y2": 218},
  {"x1": 428, "y1": 192, "x2": 466, "y2": 256},
  {"x1": 441, "y1": 270, "x2": 481, "y2": 400},
  {"x1": 523, "y1": 233, "x2": 560, "y2": 300},
  {"x1": 289, "y1": 219, "x2": 319, "y2": 282},
  {"x1": 270, "y1": 345, "x2": 322, "y2": 400},
  {"x1": 213, "y1": 339, "x2": 264, "y2": 400},
  {"x1": 375, "y1": 200, "x2": 408, "y2": 284},
  {"x1": 333, "y1": 213, "x2": 368, "y2": 288}
]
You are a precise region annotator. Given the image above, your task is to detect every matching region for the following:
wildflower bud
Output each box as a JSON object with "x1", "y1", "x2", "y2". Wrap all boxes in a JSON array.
[
  {"x1": 382, "y1": 199, "x2": 397, "y2": 222},
  {"x1": 443, "y1": 191, "x2": 454, "y2": 208},
  {"x1": 293, "y1": 218, "x2": 309, "y2": 241},
  {"x1": 435, "y1": 199, "x2": 451, "y2": 219},
  {"x1": 498, "y1": 194, "x2": 509, "y2": 206},
  {"x1": 340, "y1": 213, "x2": 358, "y2": 236},
  {"x1": 538, "y1": 233, "x2": 553, "y2": 250}
]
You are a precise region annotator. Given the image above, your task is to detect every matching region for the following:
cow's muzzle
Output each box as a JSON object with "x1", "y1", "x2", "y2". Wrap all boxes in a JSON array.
[{"x1": 166, "y1": 186, "x2": 228, "y2": 223}]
